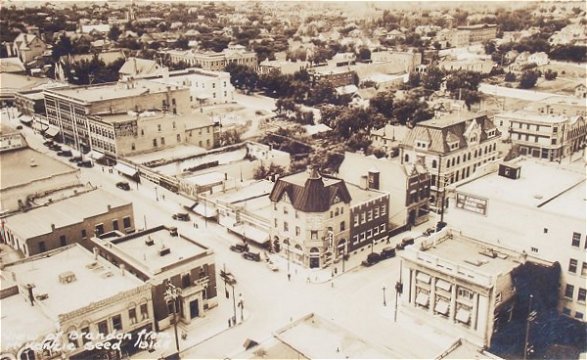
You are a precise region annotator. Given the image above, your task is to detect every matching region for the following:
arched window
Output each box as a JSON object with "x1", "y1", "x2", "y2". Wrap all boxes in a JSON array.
[
  {"x1": 404, "y1": 154, "x2": 409, "y2": 163},
  {"x1": 20, "y1": 349, "x2": 35, "y2": 360}
]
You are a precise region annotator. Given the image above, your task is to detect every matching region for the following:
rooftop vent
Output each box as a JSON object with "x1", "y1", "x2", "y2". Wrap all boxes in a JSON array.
[
  {"x1": 533, "y1": 194, "x2": 543, "y2": 200},
  {"x1": 35, "y1": 293, "x2": 49, "y2": 301},
  {"x1": 145, "y1": 236, "x2": 155, "y2": 246},
  {"x1": 30, "y1": 158, "x2": 38, "y2": 167},
  {"x1": 86, "y1": 262, "x2": 99, "y2": 269},
  {"x1": 58, "y1": 271, "x2": 77, "y2": 284},
  {"x1": 479, "y1": 248, "x2": 497, "y2": 259},
  {"x1": 498, "y1": 163, "x2": 521, "y2": 180},
  {"x1": 464, "y1": 259, "x2": 487, "y2": 267},
  {"x1": 159, "y1": 245, "x2": 171, "y2": 256}
]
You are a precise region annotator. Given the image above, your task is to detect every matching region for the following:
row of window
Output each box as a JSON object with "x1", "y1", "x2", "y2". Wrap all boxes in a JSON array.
[
  {"x1": 570, "y1": 232, "x2": 587, "y2": 249},
  {"x1": 562, "y1": 307, "x2": 584, "y2": 320},
  {"x1": 92, "y1": 137, "x2": 115, "y2": 153},
  {"x1": 89, "y1": 124, "x2": 115, "y2": 139},
  {"x1": 514, "y1": 132, "x2": 557, "y2": 145},
  {"x1": 564, "y1": 284, "x2": 586, "y2": 303},
  {"x1": 351, "y1": 224, "x2": 387, "y2": 244},
  {"x1": 353, "y1": 205, "x2": 386, "y2": 226}
]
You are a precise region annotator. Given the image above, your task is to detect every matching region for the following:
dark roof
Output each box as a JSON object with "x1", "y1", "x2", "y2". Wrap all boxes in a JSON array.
[{"x1": 269, "y1": 170, "x2": 352, "y2": 212}]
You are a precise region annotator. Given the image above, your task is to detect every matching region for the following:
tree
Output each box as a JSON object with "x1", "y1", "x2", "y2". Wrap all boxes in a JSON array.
[
  {"x1": 544, "y1": 69, "x2": 558, "y2": 81},
  {"x1": 175, "y1": 36, "x2": 189, "y2": 50},
  {"x1": 307, "y1": 79, "x2": 337, "y2": 106},
  {"x1": 253, "y1": 163, "x2": 286, "y2": 180},
  {"x1": 52, "y1": 35, "x2": 73, "y2": 60},
  {"x1": 422, "y1": 67, "x2": 444, "y2": 91},
  {"x1": 484, "y1": 40, "x2": 497, "y2": 55},
  {"x1": 225, "y1": 63, "x2": 258, "y2": 92},
  {"x1": 404, "y1": 72, "x2": 421, "y2": 89},
  {"x1": 370, "y1": 91, "x2": 394, "y2": 118},
  {"x1": 108, "y1": 25, "x2": 121, "y2": 41},
  {"x1": 518, "y1": 70, "x2": 539, "y2": 89},
  {"x1": 357, "y1": 46, "x2": 371, "y2": 62},
  {"x1": 505, "y1": 72, "x2": 516, "y2": 82},
  {"x1": 392, "y1": 96, "x2": 433, "y2": 125},
  {"x1": 445, "y1": 71, "x2": 482, "y2": 93}
]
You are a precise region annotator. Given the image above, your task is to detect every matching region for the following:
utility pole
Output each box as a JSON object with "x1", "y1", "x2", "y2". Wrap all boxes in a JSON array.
[
  {"x1": 287, "y1": 238, "x2": 291, "y2": 280},
  {"x1": 164, "y1": 280, "x2": 182, "y2": 355},
  {"x1": 394, "y1": 260, "x2": 403, "y2": 322},
  {"x1": 523, "y1": 294, "x2": 536, "y2": 360},
  {"x1": 382, "y1": 285, "x2": 387, "y2": 306}
]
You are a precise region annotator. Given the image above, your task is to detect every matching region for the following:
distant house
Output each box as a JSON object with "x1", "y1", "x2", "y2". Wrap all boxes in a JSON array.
[
  {"x1": 0, "y1": 57, "x2": 26, "y2": 74},
  {"x1": 55, "y1": 50, "x2": 126, "y2": 81},
  {"x1": 12, "y1": 33, "x2": 47, "y2": 64},
  {"x1": 575, "y1": 83, "x2": 587, "y2": 99},
  {"x1": 119, "y1": 57, "x2": 165, "y2": 80},
  {"x1": 80, "y1": 24, "x2": 111, "y2": 34}
]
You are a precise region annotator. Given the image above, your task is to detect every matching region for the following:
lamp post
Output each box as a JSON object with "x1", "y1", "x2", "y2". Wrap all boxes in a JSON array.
[
  {"x1": 382, "y1": 286, "x2": 387, "y2": 306},
  {"x1": 164, "y1": 280, "x2": 182, "y2": 355},
  {"x1": 238, "y1": 293, "x2": 245, "y2": 321},
  {"x1": 230, "y1": 282, "x2": 237, "y2": 324},
  {"x1": 155, "y1": 186, "x2": 159, "y2": 201},
  {"x1": 286, "y1": 238, "x2": 291, "y2": 280}
]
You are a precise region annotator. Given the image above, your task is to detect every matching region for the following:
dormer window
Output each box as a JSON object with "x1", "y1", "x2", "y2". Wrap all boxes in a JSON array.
[
  {"x1": 486, "y1": 129, "x2": 496, "y2": 138},
  {"x1": 416, "y1": 141, "x2": 429, "y2": 149},
  {"x1": 448, "y1": 141, "x2": 459, "y2": 151}
]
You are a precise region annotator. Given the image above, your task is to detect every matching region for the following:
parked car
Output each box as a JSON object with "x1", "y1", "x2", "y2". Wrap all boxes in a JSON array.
[
  {"x1": 423, "y1": 227, "x2": 436, "y2": 236},
  {"x1": 172, "y1": 212, "x2": 190, "y2": 221},
  {"x1": 43, "y1": 140, "x2": 54, "y2": 147},
  {"x1": 361, "y1": 252, "x2": 381, "y2": 267},
  {"x1": 396, "y1": 237, "x2": 415, "y2": 250},
  {"x1": 116, "y1": 181, "x2": 131, "y2": 191},
  {"x1": 50, "y1": 144, "x2": 62, "y2": 151},
  {"x1": 380, "y1": 246, "x2": 396, "y2": 259},
  {"x1": 266, "y1": 261, "x2": 279, "y2": 272},
  {"x1": 16, "y1": 125, "x2": 23, "y2": 130},
  {"x1": 69, "y1": 156, "x2": 82, "y2": 163},
  {"x1": 230, "y1": 243, "x2": 249, "y2": 253},
  {"x1": 242, "y1": 252, "x2": 261, "y2": 262},
  {"x1": 77, "y1": 160, "x2": 93, "y2": 168},
  {"x1": 57, "y1": 150, "x2": 73, "y2": 157}
]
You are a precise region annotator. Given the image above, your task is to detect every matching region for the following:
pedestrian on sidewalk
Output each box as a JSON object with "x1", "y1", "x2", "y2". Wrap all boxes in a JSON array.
[
  {"x1": 331, "y1": 281, "x2": 335, "y2": 288},
  {"x1": 306, "y1": 276, "x2": 310, "y2": 284},
  {"x1": 228, "y1": 318, "x2": 232, "y2": 327},
  {"x1": 288, "y1": 273, "x2": 291, "y2": 281}
]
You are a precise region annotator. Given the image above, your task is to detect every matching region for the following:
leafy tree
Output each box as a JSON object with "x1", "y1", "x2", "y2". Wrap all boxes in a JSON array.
[
  {"x1": 52, "y1": 35, "x2": 73, "y2": 60},
  {"x1": 370, "y1": 91, "x2": 395, "y2": 118},
  {"x1": 404, "y1": 72, "x2": 421, "y2": 89},
  {"x1": 217, "y1": 129, "x2": 241, "y2": 147},
  {"x1": 549, "y1": 45, "x2": 587, "y2": 63},
  {"x1": 483, "y1": 40, "x2": 497, "y2": 55},
  {"x1": 253, "y1": 163, "x2": 285, "y2": 180},
  {"x1": 175, "y1": 36, "x2": 189, "y2": 50},
  {"x1": 422, "y1": 67, "x2": 445, "y2": 91},
  {"x1": 392, "y1": 96, "x2": 433, "y2": 125},
  {"x1": 108, "y1": 25, "x2": 121, "y2": 41},
  {"x1": 225, "y1": 63, "x2": 258, "y2": 92},
  {"x1": 504, "y1": 72, "x2": 516, "y2": 82},
  {"x1": 307, "y1": 79, "x2": 337, "y2": 106},
  {"x1": 544, "y1": 69, "x2": 558, "y2": 81},
  {"x1": 357, "y1": 46, "x2": 371, "y2": 61},
  {"x1": 445, "y1": 71, "x2": 482, "y2": 93},
  {"x1": 518, "y1": 70, "x2": 539, "y2": 89}
]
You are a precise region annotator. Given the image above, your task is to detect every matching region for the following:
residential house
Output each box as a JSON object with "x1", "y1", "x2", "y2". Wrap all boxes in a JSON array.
[
  {"x1": 119, "y1": 57, "x2": 166, "y2": 81},
  {"x1": 369, "y1": 124, "x2": 410, "y2": 157},
  {"x1": 575, "y1": 83, "x2": 586, "y2": 99},
  {"x1": 457, "y1": 24, "x2": 497, "y2": 43},
  {"x1": 12, "y1": 33, "x2": 47, "y2": 64}
]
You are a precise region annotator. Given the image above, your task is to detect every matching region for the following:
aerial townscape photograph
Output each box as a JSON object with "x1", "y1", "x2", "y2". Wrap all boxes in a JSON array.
[{"x1": 0, "y1": 0, "x2": 586, "y2": 359}]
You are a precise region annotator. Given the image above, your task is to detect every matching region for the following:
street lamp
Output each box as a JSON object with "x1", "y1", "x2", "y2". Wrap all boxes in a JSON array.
[
  {"x1": 164, "y1": 280, "x2": 182, "y2": 355},
  {"x1": 155, "y1": 186, "x2": 159, "y2": 201},
  {"x1": 524, "y1": 294, "x2": 536, "y2": 360},
  {"x1": 382, "y1": 286, "x2": 387, "y2": 306},
  {"x1": 286, "y1": 238, "x2": 291, "y2": 280}
]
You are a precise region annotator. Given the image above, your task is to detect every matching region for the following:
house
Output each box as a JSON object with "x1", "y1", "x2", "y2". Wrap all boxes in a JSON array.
[
  {"x1": 400, "y1": 112, "x2": 501, "y2": 212},
  {"x1": 575, "y1": 83, "x2": 587, "y2": 99},
  {"x1": 523, "y1": 95, "x2": 587, "y2": 117},
  {"x1": 89, "y1": 226, "x2": 218, "y2": 331},
  {"x1": 528, "y1": 52, "x2": 549, "y2": 66},
  {"x1": 119, "y1": 57, "x2": 165, "y2": 80},
  {"x1": 369, "y1": 124, "x2": 410, "y2": 157},
  {"x1": 457, "y1": 24, "x2": 497, "y2": 43},
  {"x1": 338, "y1": 152, "x2": 430, "y2": 227},
  {"x1": 445, "y1": 158, "x2": 587, "y2": 322},
  {"x1": 0, "y1": 57, "x2": 26, "y2": 74},
  {"x1": 12, "y1": 33, "x2": 47, "y2": 64},
  {"x1": 161, "y1": 45, "x2": 257, "y2": 71}
]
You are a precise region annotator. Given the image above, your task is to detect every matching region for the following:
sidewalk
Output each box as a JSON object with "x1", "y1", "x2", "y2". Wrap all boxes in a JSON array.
[{"x1": 130, "y1": 289, "x2": 250, "y2": 360}]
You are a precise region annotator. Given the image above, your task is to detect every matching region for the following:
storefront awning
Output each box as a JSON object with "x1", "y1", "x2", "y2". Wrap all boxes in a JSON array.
[
  {"x1": 416, "y1": 293, "x2": 429, "y2": 306},
  {"x1": 435, "y1": 299, "x2": 450, "y2": 315},
  {"x1": 45, "y1": 127, "x2": 60, "y2": 137},
  {"x1": 436, "y1": 279, "x2": 452, "y2": 291},
  {"x1": 19, "y1": 115, "x2": 32, "y2": 124},
  {"x1": 233, "y1": 224, "x2": 270, "y2": 246},
  {"x1": 416, "y1": 272, "x2": 431, "y2": 284},
  {"x1": 456, "y1": 308, "x2": 471, "y2": 324},
  {"x1": 89, "y1": 150, "x2": 105, "y2": 160},
  {"x1": 33, "y1": 121, "x2": 45, "y2": 131},
  {"x1": 194, "y1": 203, "x2": 217, "y2": 218},
  {"x1": 115, "y1": 163, "x2": 139, "y2": 178}
]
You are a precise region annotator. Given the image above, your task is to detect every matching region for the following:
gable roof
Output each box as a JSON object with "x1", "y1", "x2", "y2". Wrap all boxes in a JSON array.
[
  {"x1": 0, "y1": 57, "x2": 26, "y2": 73},
  {"x1": 269, "y1": 170, "x2": 351, "y2": 212},
  {"x1": 119, "y1": 57, "x2": 162, "y2": 77}
]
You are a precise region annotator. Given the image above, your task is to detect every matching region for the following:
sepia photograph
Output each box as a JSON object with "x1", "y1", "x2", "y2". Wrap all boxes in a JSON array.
[{"x1": 0, "y1": 1, "x2": 586, "y2": 359}]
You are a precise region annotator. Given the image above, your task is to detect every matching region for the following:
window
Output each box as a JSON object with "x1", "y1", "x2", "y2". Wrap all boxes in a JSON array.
[
  {"x1": 153, "y1": 138, "x2": 158, "y2": 147},
  {"x1": 340, "y1": 221, "x2": 345, "y2": 231},
  {"x1": 295, "y1": 211, "x2": 299, "y2": 219},
  {"x1": 140, "y1": 303, "x2": 149, "y2": 320},
  {"x1": 112, "y1": 220, "x2": 119, "y2": 231},
  {"x1": 98, "y1": 320, "x2": 108, "y2": 335},
  {"x1": 129, "y1": 308, "x2": 137, "y2": 324},
  {"x1": 81, "y1": 229, "x2": 87, "y2": 239},
  {"x1": 543, "y1": 228, "x2": 548, "y2": 234},
  {"x1": 354, "y1": 215, "x2": 359, "y2": 226},
  {"x1": 380, "y1": 223, "x2": 386, "y2": 233},
  {"x1": 177, "y1": 134, "x2": 181, "y2": 142},
  {"x1": 131, "y1": 143, "x2": 136, "y2": 151},
  {"x1": 60, "y1": 235, "x2": 66, "y2": 247},
  {"x1": 582, "y1": 262, "x2": 587, "y2": 276},
  {"x1": 311, "y1": 231, "x2": 318, "y2": 240},
  {"x1": 565, "y1": 284, "x2": 574, "y2": 298},
  {"x1": 112, "y1": 315, "x2": 122, "y2": 331},
  {"x1": 283, "y1": 207, "x2": 288, "y2": 215},
  {"x1": 182, "y1": 273, "x2": 191, "y2": 289},
  {"x1": 374, "y1": 207, "x2": 379, "y2": 218},
  {"x1": 123, "y1": 217, "x2": 131, "y2": 229},
  {"x1": 360, "y1": 232, "x2": 366, "y2": 241},
  {"x1": 432, "y1": 159, "x2": 437, "y2": 168},
  {"x1": 569, "y1": 259, "x2": 578, "y2": 273},
  {"x1": 161, "y1": 137, "x2": 165, "y2": 145},
  {"x1": 572, "y1": 232, "x2": 581, "y2": 247},
  {"x1": 576, "y1": 312, "x2": 584, "y2": 320},
  {"x1": 562, "y1": 307, "x2": 572, "y2": 316},
  {"x1": 531, "y1": 247, "x2": 538, "y2": 253},
  {"x1": 95, "y1": 224, "x2": 104, "y2": 236},
  {"x1": 295, "y1": 226, "x2": 301, "y2": 236},
  {"x1": 81, "y1": 327, "x2": 90, "y2": 344},
  {"x1": 157, "y1": 124, "x2": 162, "y2": 132},
  {"x1": 367, "y1": 210, "x2": 373, "y2": 221},
  {"x1": 360, "y1": 212, "x2": 366, "y2": 224},
  {"x1": 578, "y1": 288, "x2": 586, "y2": 302},
  {"x1": 274, "y1": 219, "x2": 278, "y2": 228},
  {"x1": 381, "y1": 205, "x2": 386, "y2": 216},
  {"x1": 283, "y1": 222, "x2": 289, "y2": 232},
  {"x1": 68, "y1": 332, "x2": 79, "y2": 348}
]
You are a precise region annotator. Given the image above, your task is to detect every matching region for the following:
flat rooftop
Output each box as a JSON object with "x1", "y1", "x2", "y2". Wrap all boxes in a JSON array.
[
  {"x1": 210, "y1": 180, "x2": 273, "y2": 204},
  {"x1": 275, "y1": 313, "x2": 397, "y2": 359},
  {"x1": 5, "y1": 189, "x2": 131, "y2": 239},
  {"x1": 4, "y1": 244, "x2": 144, "y2": 320},
  {"x1": 456, "y1": 158, "x2": 586, "y2": 214},
  {"x1": 419, "y1": 111, "x2": 487, "y2": 129},
  {"x1": 103, "y1": 227, "x2": 209, "y2": 275},
  {"x1": 0, "y1": 73, "x2": 55, "y2": 92},
  {"x1": 126, "y1": 144, "x2": 208, "y2": 166},
  {"x1": 497, "y1": 109, "x2": 569, "y2": 124},
  {"x1": 46, "y1": 80, "x2": 187, "y2": 104},
  {"x1": 347, "y1": 183, "x2": 388, "y2": 205},
  {"x1": 0, "y1": 147, "x2": 78, "y2": 190}
]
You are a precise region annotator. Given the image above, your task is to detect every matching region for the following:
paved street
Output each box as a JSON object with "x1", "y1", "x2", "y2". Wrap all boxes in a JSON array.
[{"x1": 8, "y1": 111, "x2": 459, "y2": 359}]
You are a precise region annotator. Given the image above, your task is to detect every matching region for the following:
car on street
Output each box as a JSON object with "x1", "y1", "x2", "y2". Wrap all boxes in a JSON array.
[
  {"x1": 57, "y1": 150, "x2": 73, "y2": 157},
  {"x1": 16, "y1": 125, "x2": 23, "y2": 130},
  {"x1": 69, "y1": 156, "x2": 82, "y2": 163},
  {"x1": 116, "y1": 181, "x2": 131, "y2": 191},
  {"x1": 380, "y1": 246, "x2": 396, "y2": 259},
  {"x1": 172, "y1": 212, "x2": 190, "y2": 221},
  {"x1": 361, "y1": 252, "x2": 381, "y2": 267},
  {"x1": 230, "y1": 243, "x2": 249, "y2": 253},
  {"x1": 50, "y1": 144, "x2": 62, "y2": 151},
  {"x1": 423, "y1": 227, "x2": 436, "y2": 236},
  {"x1": 43, "y1": 140, "x2": 54, "y2": 147},
  {"x1": 396, "y1": 237, "x2": 415, "y2": 250},
  {"x1": 266, "y1": 261, "x2": 279, "y2": 272},
  {"x1": 77, "y1": 160, "x2": 94, "y2": 168},
  {"x1": 242, "y1": 252, "x2": 261, "y2": 262}
]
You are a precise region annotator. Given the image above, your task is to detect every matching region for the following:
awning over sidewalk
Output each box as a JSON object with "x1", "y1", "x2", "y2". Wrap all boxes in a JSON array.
[
  {"x1": 416, "y1": 293, "x2": 429, "y2": 306},
  {"x1": 456, "y1": 308, "x2": 471, "y2": 324},
  {"x1": 232, "y1": 224, "x2": 270, "y2": 246},
  {"x1": 89, "y1": 150, "x2": 105, "y2": 160},
  {"x1": 45, "y1": 127, "x2": 60, "y2": 138},
  {"x1": 115, "y1": 162, "x2": 139, "y2": 178},
  {"x1": 435, "y1": 299, "x2": 450, "y2": 315},
  {"x1": 194, "y1": 203, "x2": 217, "y2": 218},
  {"x1": 19, "y1": 115, "x2": 32, "y2": 125}
]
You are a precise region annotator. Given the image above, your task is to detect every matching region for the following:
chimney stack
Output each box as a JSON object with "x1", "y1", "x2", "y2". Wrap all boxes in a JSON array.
[
  {"x1": 93, "y1": 247, "x2": 98, "y2": 260},
  {"x1": 120, "y1": 263, "x2": 126, "y2": 276}
]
